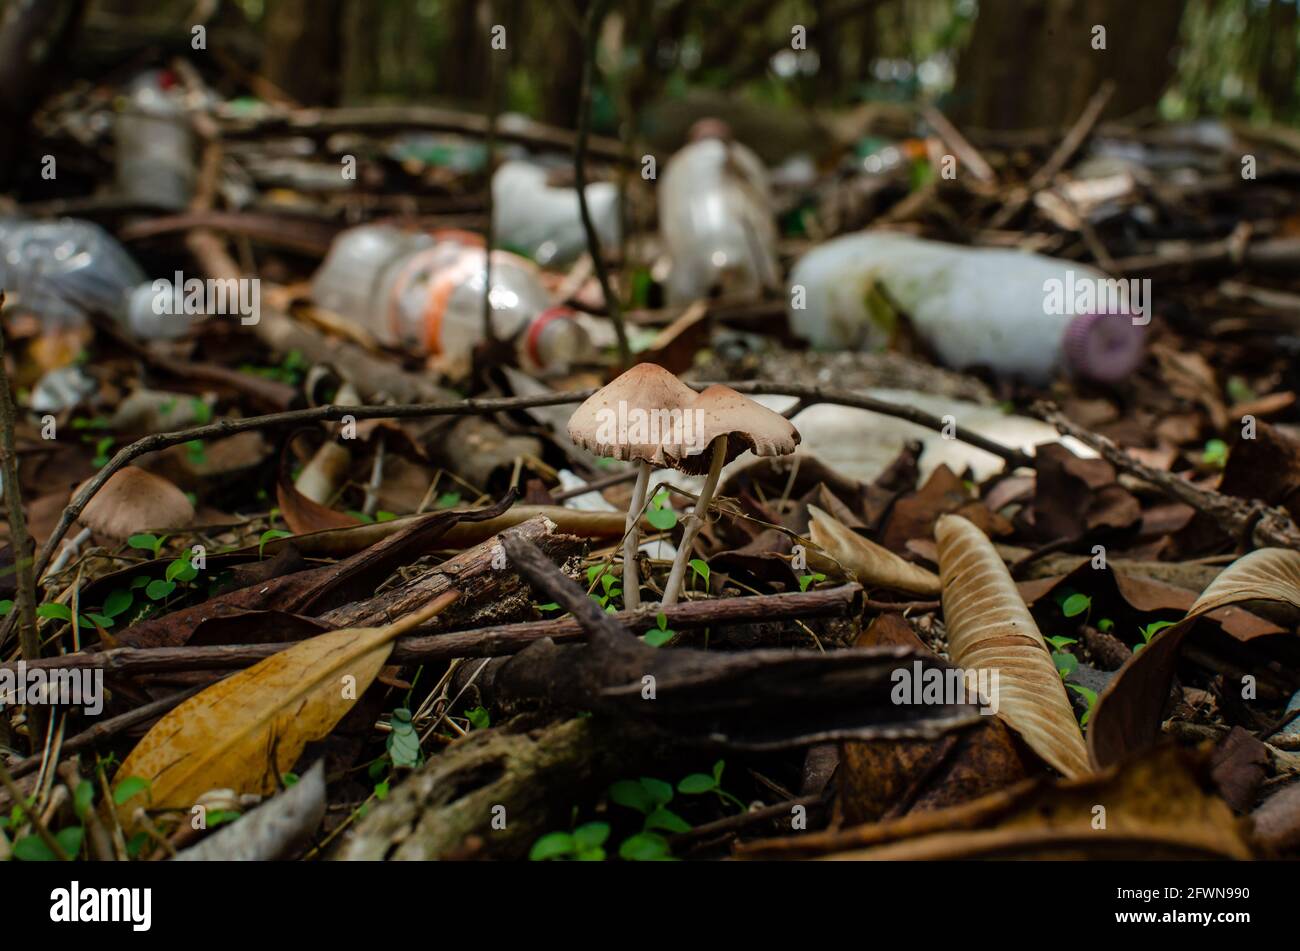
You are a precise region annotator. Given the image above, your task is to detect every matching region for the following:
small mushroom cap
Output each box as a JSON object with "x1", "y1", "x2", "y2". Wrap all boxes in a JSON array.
[
  {"x1": 672, "y1": 384, "x2": 801, "y2": 475},
  {"x1": 567, "y1": 363, "x2": 700, "y2": 467},
  {"x1": 77, "y1": 466, "x2": 195, "y2": 541},
  {"x1": 567, "y1": 365, "x2": 800, "y2": 475}
]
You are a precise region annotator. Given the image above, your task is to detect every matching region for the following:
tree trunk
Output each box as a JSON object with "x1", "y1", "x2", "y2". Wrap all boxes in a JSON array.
[{"x1": 954, "y1": 0, "x2": 1187, "y2": 131}]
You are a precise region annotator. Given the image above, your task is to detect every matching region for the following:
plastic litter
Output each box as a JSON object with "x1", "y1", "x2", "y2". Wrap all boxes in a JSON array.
[
  {"x1": 0, "y1": 217, "x2": 190, "y2": 340},
  {"x1": 659, "y1": 124, "x2": 779, "y2": 304},
  {"x1": 311, "y1": 224, "x2": 593, "y2": 373},
  {"x1": 114, "y1": 69, "x2": 196, "y2": 211},
  {"x1": 787, "y1": 230, "x2": 1148, "y2": 384}
]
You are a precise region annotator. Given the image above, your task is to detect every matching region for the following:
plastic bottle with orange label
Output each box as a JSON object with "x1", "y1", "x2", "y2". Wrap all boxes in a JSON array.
[{"x1": 311, "y1": 224, "x2": 593, "y2": 374}]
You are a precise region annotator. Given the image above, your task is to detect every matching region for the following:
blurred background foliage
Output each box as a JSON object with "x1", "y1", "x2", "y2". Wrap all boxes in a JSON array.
[{"x1": 45, "y1": 0, "x2": 1300, "y2": 133}]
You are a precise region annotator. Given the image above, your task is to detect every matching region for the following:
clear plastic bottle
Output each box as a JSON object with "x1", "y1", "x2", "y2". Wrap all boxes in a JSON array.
[
  {"x1": 491, "y1": 160, "x2": 620, "y2": 266},
  {"x1": 0, "y1": 217, "x2": 190, "y2": 339},
  {"x1": 114, "y1": 70, "x2": 196, "y2": 211},
  {"x1": 658, "y1": 121, "x2": 779, "y2": 304},
  {"x1": 787, "y1": 231, "x2": 1148, "y2": 384},
  {"x1": 311, "y1": 226, "x2": 593, "y2": 374}
]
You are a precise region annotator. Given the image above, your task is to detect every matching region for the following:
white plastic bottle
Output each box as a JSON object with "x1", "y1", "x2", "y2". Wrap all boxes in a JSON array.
[
  {"x1": 658, "y1": 120, "x2": 779, "y2": 304},
  {"x1": 787, "y1": 231, "x2": 1147, "y2": 384},
  {"x1": 491, "y1": 160, "x2": 620, "y2": 266}
]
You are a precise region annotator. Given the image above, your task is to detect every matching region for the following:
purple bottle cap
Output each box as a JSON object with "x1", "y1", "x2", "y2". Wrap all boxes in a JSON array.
[{"x1": 1062, "y1": 312, "x2": 1147, "y2": 384}]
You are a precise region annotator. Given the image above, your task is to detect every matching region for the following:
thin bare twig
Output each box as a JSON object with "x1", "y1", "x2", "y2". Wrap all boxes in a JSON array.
[
  {"x1": 989, "y1": 81, "x2": 1115, "y2": 230},
  {"x1": 0, "y1": 292, "x2": 47, "y2": 746}
]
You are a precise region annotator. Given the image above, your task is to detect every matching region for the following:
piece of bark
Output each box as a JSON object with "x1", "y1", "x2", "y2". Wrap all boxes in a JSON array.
[
  {"x1": 336, "y1": 716, "x2": 670, "y2": 860},
  {"x1": 318, "y1": 515, "x2": 581, "y2": 631}
]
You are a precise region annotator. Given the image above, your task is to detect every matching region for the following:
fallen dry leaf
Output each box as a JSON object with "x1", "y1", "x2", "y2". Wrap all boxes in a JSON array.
[
  {"x1": 112, "y1": 591, "x2": 459, "y2": 822},
  {"x1": 935, "y1": 513, "x2": 1090, "y2": 778},
  {"x1": 808, "y1": 505, "x2": 941, "y2": 596}
]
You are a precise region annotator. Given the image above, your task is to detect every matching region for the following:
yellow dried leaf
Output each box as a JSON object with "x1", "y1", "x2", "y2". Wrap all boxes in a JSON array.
[{"x1": 113, "y1": 591, "x2": 458, "y2": 821}]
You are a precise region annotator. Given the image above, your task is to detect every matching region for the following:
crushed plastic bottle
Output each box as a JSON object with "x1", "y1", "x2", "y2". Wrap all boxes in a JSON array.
[
  {"x1": 787, "y1": 231, "x2": 1148, "y2": 384},
  {"x1": 114, "y1": 69, "x2": 196, "y2": 211},
  {"x1": 0, "y1": 217, "x2": 190, "y2": 340},
  {"x1": 659, "y1": 120, "x2": 780, "y2": 304},
  {"x1": 491, "y1": 160, "x2": 620, "y2": 267},
  {"x1": 311, "y1": 225, "x2": 593, "y2": 374}
]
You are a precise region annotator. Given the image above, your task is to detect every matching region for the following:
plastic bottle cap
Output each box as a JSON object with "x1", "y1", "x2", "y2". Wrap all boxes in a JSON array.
[
  {"x1": 526, "y1": 307, "x2": 575, "y2": 367},
  {"x1": 1062, "y1": 312, "x2": 1147, "y2": 384}
]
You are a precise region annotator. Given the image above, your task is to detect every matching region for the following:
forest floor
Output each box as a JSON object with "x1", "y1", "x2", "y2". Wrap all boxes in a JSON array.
[{"x1": 3, "y1": 75, "x2": 1300, "y2": 863}]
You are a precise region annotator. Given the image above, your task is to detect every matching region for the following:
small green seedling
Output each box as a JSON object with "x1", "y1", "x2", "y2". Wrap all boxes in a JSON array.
[
  {"x1": 127, "y1": 533, "x2": 167, "y2": 558},
  {"x1": 1067, "y1": 683, "x2": 1098, "y2": 726},
  {"x1": 646, "y1": 489, "x2": 677, "y2": 531},
  {"x1": 677, "y1": 760, "x2": 745, "y2": 812},
  {"x1": 1133, "y1": 619, "x2": 1176, "y2": 653},
  {"x1": 1053, "y1": 651, "x2": 1078, "y2": 680},
  {"x1": 798, "y1": 571, "x2": 827, "y2": 592},
  {"x1": 386, "y1": 708, "x2": 422, "y2": 768},
  {"x1": 607, "y1": 777, "x2": 691, "y2": 859},
  {"x1": 259, "y1": 529, "x2": 293, "y2": 556},
  {"x1": 1202, "y1": 439, "x2": 1228, "y2": 469},
  {"x1": 1057, "y1": 590, "x2": 1092, "y2": 626},
  {"x1": 644, "y1": 612, "x2": 674, "y2": 647},
  {"x1": 689, "y1": 559, "x2": 710, "y2": 591},
  {"x1": 530, "y1": 822, "x2": 610, "y2": 861},
  {"x1": 465, "y1": 706, "x2": 491, "y2": 731},
  {"x1": 587, "y1": 566, "x2": 623, "y2": 613}
]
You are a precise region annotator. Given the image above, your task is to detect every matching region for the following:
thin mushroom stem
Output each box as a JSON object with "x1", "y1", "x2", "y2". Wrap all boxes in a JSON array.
[
  {"x1": 661, "y1": 438, "x2": 727, "y2": 606},
  {"x1": 622, "y1": 460, "x2": 652, "y2": 611}
]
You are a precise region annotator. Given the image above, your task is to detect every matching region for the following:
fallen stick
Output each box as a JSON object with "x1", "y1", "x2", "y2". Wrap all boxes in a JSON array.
[{"x1": 0, "y1": 584, "x2": 863, "y2": 677}]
